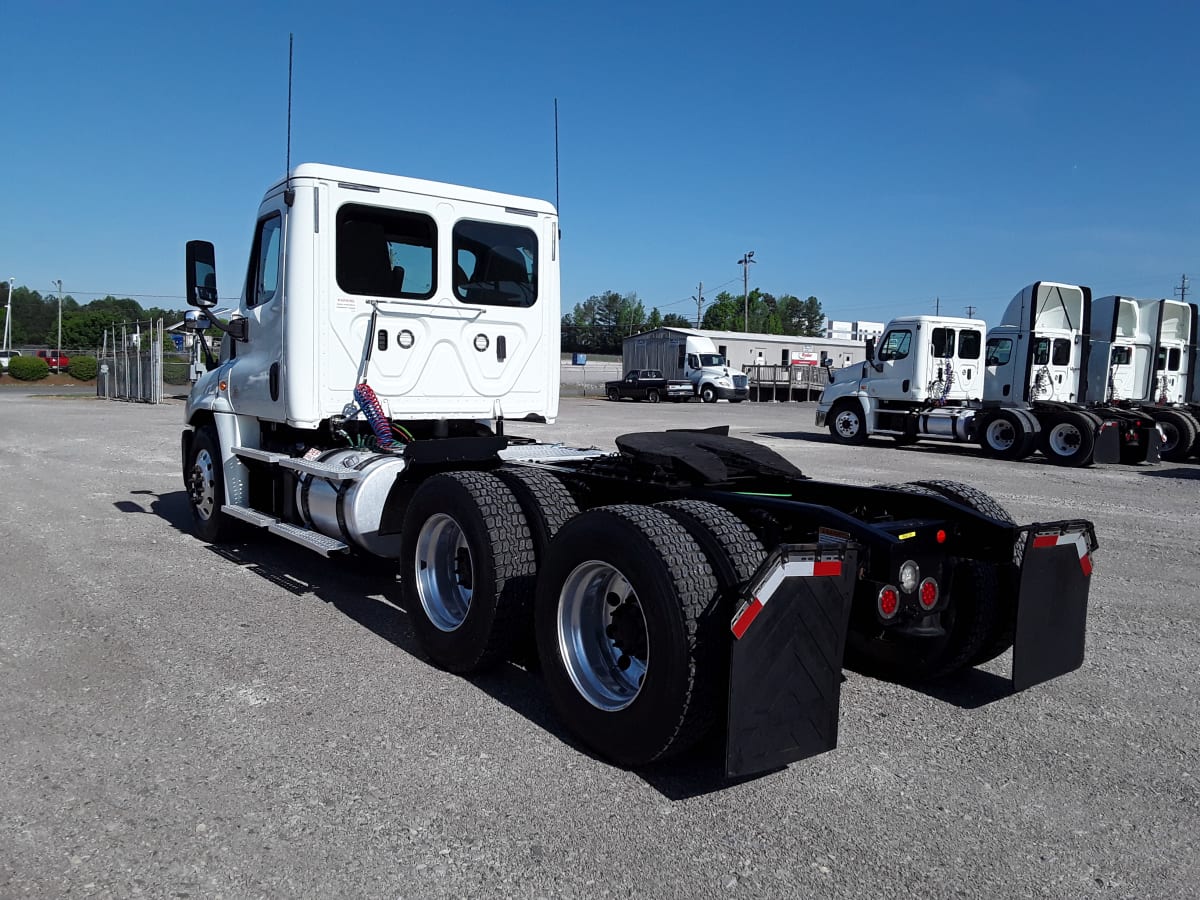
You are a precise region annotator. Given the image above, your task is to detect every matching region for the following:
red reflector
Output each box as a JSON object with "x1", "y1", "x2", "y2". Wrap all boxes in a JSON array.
[
  {"x1": 935, "y1": 529, "x2": 946, "y2": 544},
  {"x1": 878, "y1": 586, "x2": 899, "y2": 618},
  {"x1": 919, "y1": 578, "x2": 939, "y2": 609}
]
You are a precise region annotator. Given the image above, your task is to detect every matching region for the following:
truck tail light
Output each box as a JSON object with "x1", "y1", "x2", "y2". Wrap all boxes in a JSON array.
[
  {"x1": 919, "y1": 577, "x2": 939, "y2": 610},
  {"x1": 877, "y1": 585, "x2": 899, "y2": 619}
]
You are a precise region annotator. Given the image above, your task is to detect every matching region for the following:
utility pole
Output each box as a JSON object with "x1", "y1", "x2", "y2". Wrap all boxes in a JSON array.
[
  {"x1": 737, "y1": 251, "x2": 755, "y2": 332},
  {"x1": 935, "y1": 296, "x2": 940, "y2": 315},
  {"x1": 965, "y1": 305, "x2": 977, "y2": 318},
  {"x1": 692, "y1": 282, "x2": 704, "y2": 328},
  {"x1": 1176, "y1": 274, "x2": 1189, "y2": 304},
  {"x1": 52, "y1": 279, "x2": 63, "y2": 355}
]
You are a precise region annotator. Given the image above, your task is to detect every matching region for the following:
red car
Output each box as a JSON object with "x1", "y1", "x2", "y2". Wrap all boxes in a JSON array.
[{"x1": 36, "y1": 349, "x2": 70, "y2": 372}]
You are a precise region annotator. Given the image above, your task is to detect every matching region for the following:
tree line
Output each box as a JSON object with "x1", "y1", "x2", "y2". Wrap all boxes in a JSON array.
[
  {"x1": 0, "y1": 284, "x2": 188, "y2": 350},
  {"x1": 562, "y1": 290, "x2": 825, "y2": 354}
]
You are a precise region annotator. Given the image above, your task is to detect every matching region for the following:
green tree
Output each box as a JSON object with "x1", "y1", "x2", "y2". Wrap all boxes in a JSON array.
[
  {"x1": 797, "y1": 296, "x2": 825, "y2": 336},
  {"x1": 661, "y1": 313, "x2": 693, "y2": 328},
  {"x1": 701, "y1": 291, "x2": 744, "y2": 331},
  {"x1": 645, "y1": 308, "x2": 663, "y2": 330}
]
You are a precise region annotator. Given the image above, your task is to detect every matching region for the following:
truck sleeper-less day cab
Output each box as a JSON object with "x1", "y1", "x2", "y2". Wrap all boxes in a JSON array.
[
  {"x1": 1087, "y1": 296, "x2": 1200, "y2": 461},
  {"x1": 817, "y1": 282, "x2": 1160, "y2": 467},
  {"x1": 182, "y1": 165, "x2": 1097, "y2": 776}
]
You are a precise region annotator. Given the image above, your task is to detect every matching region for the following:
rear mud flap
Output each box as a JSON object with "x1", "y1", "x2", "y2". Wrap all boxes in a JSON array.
[
  {"x1": 1093, "y1": 421, "x2": 1121, "y2": 464},
  {"x1": 1012, "y1": 523, "x2": 1096, "y2": 691},
  {"x1": 725, "y1": 544, "x2": 858, "y2": 778}
]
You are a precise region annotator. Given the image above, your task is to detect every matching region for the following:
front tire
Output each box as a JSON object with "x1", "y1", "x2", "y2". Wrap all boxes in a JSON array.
[
  {"x1": 828, "y1": 400, "x2": 869, "y2": 445},
  {"x1": 400, "y1": 471, "x2": 536, "y2": 673},
  {"x1": 607, "y1": 387, "x2": 620, "y2": 401},
  {"x1": 185, "y1": 427, "x2": 233, "y2": 543},
  {"x1": 535, "y1": 505, "x2": 722, "y2": 767},
  {"x1": 700, "y1": 384, "x2": 717, "y2": 403}
]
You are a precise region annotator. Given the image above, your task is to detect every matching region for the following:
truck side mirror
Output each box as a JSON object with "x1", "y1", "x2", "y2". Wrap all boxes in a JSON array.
[
  {"x1": 864, "y1": 337, "x2": 876, "y2": 362},
  {"x1": 186, "y1": 240, "x2": 219, "y2": 309}
]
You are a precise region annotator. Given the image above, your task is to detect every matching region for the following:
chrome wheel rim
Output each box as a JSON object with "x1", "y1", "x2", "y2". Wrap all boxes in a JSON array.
[
  {"x1": 414, "y1": 513, "x2": 472, "y2": 632},
  {"x1": 188, "y1": 448, "x2": 217, "y2": 521},
  {"x1": 1159, "y1": 422, "x2": 1180, "y2": 453},
  {"x1": 557, "y1": 561, "x2": 649, "y2": 711}
]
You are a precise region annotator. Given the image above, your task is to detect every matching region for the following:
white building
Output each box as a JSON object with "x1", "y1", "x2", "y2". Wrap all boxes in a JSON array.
[{"x1": 825, "y1": 318, "x2": 884, "y2": 342}]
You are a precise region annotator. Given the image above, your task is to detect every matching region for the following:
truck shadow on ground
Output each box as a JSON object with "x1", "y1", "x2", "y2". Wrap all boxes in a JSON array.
[
  {"x1": 127, "y1": 488, "x2": 748, "y2": 800},
  {"x1": 1139, "y1": 465, "x2": 1200, "y2": 480},
  {"x1": 896, "y1": 667, "x2": 1015, "y2": 709}
]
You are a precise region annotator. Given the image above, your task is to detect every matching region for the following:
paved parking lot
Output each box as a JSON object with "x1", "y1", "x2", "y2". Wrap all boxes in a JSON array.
[{"x1": 2, "y1": 392, "x2": 1197, "y2": 898}]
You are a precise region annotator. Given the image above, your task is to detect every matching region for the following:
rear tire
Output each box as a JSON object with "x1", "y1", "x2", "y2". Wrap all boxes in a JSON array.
[
  {"x1": 400, "y1": 471, "x2": 536, "y2": 673},
  {"x1": 1153, "y1": 409, "x2": 1197, "y2": 462},
  {"x1": 647, "y1": 389, "x2": 661, "y2": 403},
  {"x1": 535, "y1": 505, "x2": 721, "y2": 766},
  {"x1": 978, "y1": 410, "x2": 1034, "y2": 460},
  {"x1": 1039, "y1": 411, "x2": 1096, "y2": 467},
  {"x1": 911, "y1": 480, "x2": 1017, "y2": 667}
]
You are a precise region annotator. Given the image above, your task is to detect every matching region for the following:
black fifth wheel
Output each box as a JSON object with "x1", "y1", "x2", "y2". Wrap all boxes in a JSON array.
[{"x1": 534, "y1": 505, "x2": 723, "y2": 767}]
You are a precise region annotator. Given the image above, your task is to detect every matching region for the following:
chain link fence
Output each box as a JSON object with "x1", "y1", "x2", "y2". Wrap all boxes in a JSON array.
[{"x1": 96, "y1": 320, "x2": 167, "y2": 404}]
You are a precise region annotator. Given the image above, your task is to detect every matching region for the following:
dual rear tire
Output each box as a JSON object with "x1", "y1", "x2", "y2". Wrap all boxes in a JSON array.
[{"x1": 399, "y1": 472, "x2": 765, "y2": 767}]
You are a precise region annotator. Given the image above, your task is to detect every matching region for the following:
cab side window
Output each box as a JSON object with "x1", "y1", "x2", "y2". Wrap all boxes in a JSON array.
[
  {"x1": 985, "y1": 338, "x2": 1012, "y2": 366},
  {"x1": 245, "y1": 213, "x2": 282, "y2": 308},
  {"x1": 337, "y1": 203, "x2": 436, "y2": 299},
  {"x1": 453, "y1": 220, "x2": 538, "y2": 308},
  {"x1": 877, "y1": 329, "x2": 912, "y2": 362},
  {"x1": 959, "y1": 330, "x2": 981, "y2": 359},
  {"x1": 1033, "y1": 338, "x2": 1051, "y2": 365},
  {"x1": 1052, "y1": 339, "x2": 1071, "y2": 365},
  {"x1": 931, "y1": 327, "x2": 955, "y2": 358}
]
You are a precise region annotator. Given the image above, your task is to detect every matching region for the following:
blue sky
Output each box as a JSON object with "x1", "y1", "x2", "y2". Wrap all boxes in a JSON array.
[{"x1": 2, "y1": 1, "x2": 1197, "y2": 327}]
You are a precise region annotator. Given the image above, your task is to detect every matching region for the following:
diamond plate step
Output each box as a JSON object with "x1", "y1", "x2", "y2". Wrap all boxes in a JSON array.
[
  {"x1": 268, "y1": 522, "x2": 348, "y2": 556},
  {"x1": 222, "y1": 505, "x2": 278, "y2": 527}
]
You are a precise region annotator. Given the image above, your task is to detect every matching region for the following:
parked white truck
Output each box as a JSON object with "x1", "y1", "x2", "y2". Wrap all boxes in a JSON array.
[
  {"x1": 181, "y1": 165, "x2": 1098, "y2": 776},
  {"x1": 1086, "y1": 296, "x2": 1199, "y2": 461},
  {"x1": 623, "y1": 329, "x2": 749, "y2": 402},
  {"x1": 816, "y1": 281, "x2": 1160, "y2": 467}
]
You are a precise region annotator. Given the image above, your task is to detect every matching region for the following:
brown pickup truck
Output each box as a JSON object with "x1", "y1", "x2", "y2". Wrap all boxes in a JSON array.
[{"x1": 605, "y1": 369, "x2": 694, "y2": 403}]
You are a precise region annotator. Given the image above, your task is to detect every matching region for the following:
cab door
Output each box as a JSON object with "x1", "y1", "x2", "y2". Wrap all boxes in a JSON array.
[
  {"x1": 225, "y1": 202, "x2": 286, "y2": 420},
  {"x1": 866, "y1": 326, "x2": 915, "y2": 401}
]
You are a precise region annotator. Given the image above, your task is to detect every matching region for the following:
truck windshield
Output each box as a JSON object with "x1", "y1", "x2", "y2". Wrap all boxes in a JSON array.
[{"x1": 698, "y1": 353, "x2": 724, "y2": 366}]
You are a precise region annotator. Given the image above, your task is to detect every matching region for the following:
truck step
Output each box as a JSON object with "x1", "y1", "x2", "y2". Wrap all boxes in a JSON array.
[
  {"x1": 267, "y1": 522, "x2": 348, "y2": 556},
  {"x1": 232, "y1": 446, "x2": 364, "y2": 482},
  {"x1": 499, "y1": 444, "x2": 607, "y2": 463},
  {"x1": 222, "y1": 505, "x2": 279, "y2": 528}
]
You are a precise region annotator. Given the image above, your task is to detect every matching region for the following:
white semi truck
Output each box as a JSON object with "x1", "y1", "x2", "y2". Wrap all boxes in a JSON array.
[
  {"x1": 623, "y1": 329, "x2": 750, "y2": 402},
  {"x1": 1086, "y1": 296, "x2": 1199, "y2": 461},
  {"x1": 181, "y1": 164, "x2": 1098, "y2": 776},
  {"x1": 816, "y1": 281, "x2": 1160, "y2": 467}
]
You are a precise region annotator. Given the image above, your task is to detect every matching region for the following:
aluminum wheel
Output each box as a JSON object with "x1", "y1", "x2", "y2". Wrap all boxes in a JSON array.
[
  {"x1": 1047, "y1": 421, "x2": 1083, "y2": 457},
  {"x1": 834, "y1": 408, "x2": 862, "y2": 439},
  {"x1": 414, "y1": 513, "x2": 474, "y2": 632},
  {"x1": 985, "y1": 418, "x2": 1016, "y2": 452},
  {"x1": 557, "y1": 560, "x2": 649, "y2": 711},
  {"x1": 188, "y1": 448, "x2": 218, "y2": 521}
]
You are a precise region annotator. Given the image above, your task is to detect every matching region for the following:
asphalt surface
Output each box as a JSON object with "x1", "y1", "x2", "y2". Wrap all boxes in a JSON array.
[{"x1": 1, "y1": 393, "x2": 1196, "y2": 899}]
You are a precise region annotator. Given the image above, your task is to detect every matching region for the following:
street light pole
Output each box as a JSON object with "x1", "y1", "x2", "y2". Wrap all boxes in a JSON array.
[
  {"x1": 737, "y1": 251, "x2": 756, "y2": 332},
  {"x1": 3, "y1": 278, "x2": 13, "y2": 352},
  {"x1": 52, "y1": 279, "x2": 63, "y2": 357}
]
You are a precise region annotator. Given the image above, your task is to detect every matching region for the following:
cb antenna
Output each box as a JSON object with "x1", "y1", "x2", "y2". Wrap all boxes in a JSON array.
[
  {"x1": 286, "y1": 33, "x2": 294, "y2": 178},
  {"x1": 554, "y1": 98, "x2": 561, "y2": 233}
]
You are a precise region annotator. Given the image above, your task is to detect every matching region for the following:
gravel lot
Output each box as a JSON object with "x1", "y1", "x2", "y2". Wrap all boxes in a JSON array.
[{"x1": 2, "y1": 392, "x2": 1197, "y2": 899}]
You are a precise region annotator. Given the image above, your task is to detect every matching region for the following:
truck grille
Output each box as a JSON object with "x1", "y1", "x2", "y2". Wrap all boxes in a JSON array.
[{"x1": 733, "y1": 374, "x2": 748, "y2": 388}]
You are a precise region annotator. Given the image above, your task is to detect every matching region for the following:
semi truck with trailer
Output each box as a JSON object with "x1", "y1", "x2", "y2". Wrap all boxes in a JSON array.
[
  {"x1": 816, "y1": 281, "x2": 1160, "y2": 467},
  {"x1": 181, "y1": 164, "x2": 1098, "y2": 777},
  {"x1": 623, "y1": 329, "x2": 750, "y2": 402},
  {"x1": 1086, "y1": 296, "x2": 1199, "y2": 461}
]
